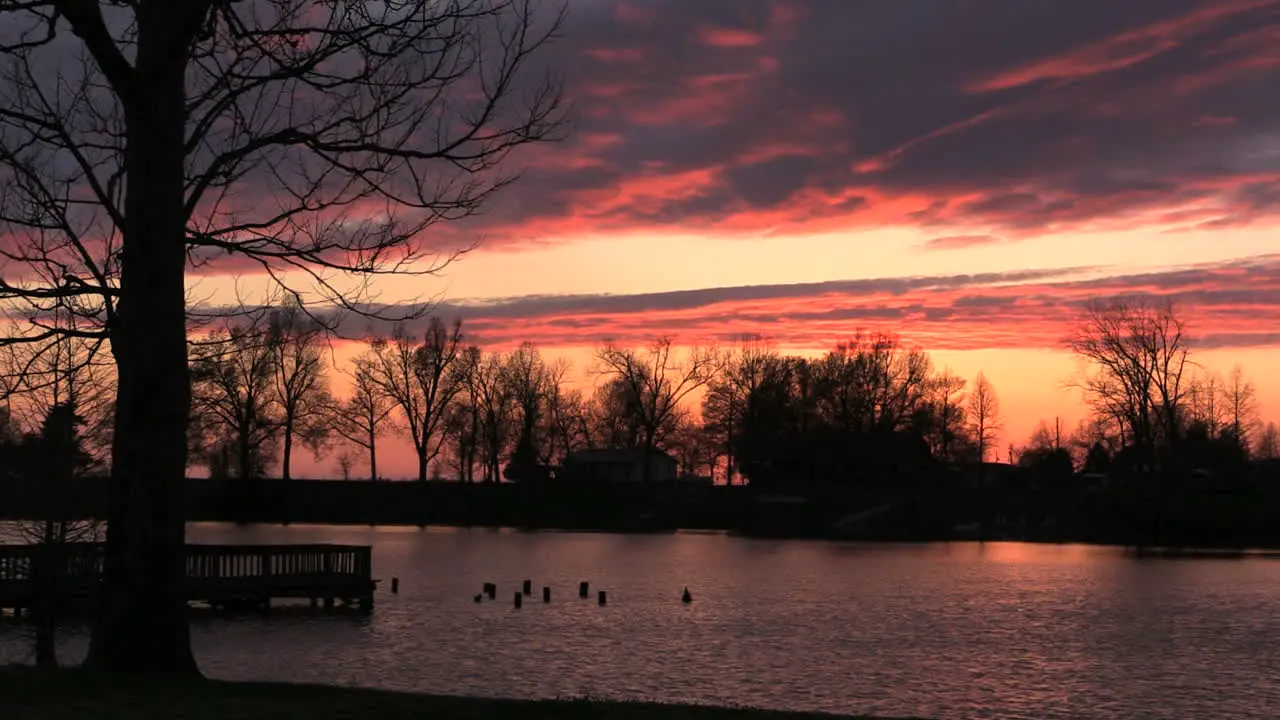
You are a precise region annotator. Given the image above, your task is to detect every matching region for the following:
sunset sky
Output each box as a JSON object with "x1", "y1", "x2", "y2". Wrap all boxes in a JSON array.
[{"x1": 190, "y1": 0, "x2": 1280, "y2": 479}]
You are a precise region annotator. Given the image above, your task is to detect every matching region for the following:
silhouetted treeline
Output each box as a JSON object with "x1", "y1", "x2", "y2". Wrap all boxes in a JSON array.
[{"x1": 5, "y1": 296, "x2": 1280, "y2": 547}]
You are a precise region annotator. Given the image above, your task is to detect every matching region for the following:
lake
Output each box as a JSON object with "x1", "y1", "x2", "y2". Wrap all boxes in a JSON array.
[{"x1": 2, "y1": 524, "x2": 1280, "y2": 720}]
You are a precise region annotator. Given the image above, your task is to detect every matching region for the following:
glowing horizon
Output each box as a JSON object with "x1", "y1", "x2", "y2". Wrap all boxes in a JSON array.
[{"x1": 196, "y1": 0, "x2": 1280, "y2": 478}]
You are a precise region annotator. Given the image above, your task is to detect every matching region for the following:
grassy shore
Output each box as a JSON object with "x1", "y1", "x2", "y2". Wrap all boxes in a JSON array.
[{"x1": 0, "y1": 667, "x2": 916, "y2": 720}]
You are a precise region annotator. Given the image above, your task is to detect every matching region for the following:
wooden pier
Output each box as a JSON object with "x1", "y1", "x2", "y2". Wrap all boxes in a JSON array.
[{"x1": 0, "y1": 543, "x2": 376, "y2": 614}]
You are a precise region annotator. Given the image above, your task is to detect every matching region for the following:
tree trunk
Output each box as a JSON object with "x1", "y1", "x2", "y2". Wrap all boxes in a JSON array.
[
  {"x1": 238, "y1": 426, "x2": 253, "y2": 481},
  {"x1": 85, "y1": 38, "x2": 198, "y2": 675},
  {"x1": 281, "y1": 419, "x2": 294, "y2": 481},
  {"x1": 33, "y1": 543, "x2": 59, "y2": 670},
  {"x1": 368, "y1": 430, "x2": 378, "y2": 482},
  {"x1": 417, "y1": 446, "x2": 428, "y2": 483}
]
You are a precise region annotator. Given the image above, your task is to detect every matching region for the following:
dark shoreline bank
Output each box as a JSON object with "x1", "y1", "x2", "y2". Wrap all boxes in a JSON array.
[
  {"x1": 0, "y1": 667, "x2": 909, "y2": 720},
  {"x1": 4, "y1": 475, "x2": 1280, "y2": 550}
]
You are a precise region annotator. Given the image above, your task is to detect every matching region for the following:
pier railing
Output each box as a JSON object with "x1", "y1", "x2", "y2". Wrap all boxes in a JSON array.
[
  {"x1": 184, "y1": 544, "x2": 371, "y2": 581},
  {"x1": 0, "y1": 542, "x2": 375, "y2": 611}
]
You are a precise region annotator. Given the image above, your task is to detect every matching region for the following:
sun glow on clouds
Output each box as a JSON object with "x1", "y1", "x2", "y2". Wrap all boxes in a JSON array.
[{"x1": 171, "y1": 0, "x2": 1280, "y2": 478}]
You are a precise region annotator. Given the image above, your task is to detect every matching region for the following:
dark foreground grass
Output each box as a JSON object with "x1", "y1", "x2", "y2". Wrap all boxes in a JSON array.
[{"x1": 0, "y1": 667, "x2": 918, "y2": 720}]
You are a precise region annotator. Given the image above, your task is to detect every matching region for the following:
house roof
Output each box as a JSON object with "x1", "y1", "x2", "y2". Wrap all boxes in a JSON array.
[{"x1": 566, "y1": 447, "x2": 675, "y2": 465}]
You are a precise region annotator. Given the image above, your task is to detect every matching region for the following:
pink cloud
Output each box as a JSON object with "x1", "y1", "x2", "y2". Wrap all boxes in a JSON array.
[
  {"x1": 966, "y1": 0, "x2": 1273, "y2": 93},
  {"x1": 333, "y1": 258, "x2": 1280, "y2": 354},
  {"x1": 924, "y1": 235, "x2": 1006, "y2": 251},
  {"x1": 583, "y1": 48, "x2": 646, "y2": 63},
  {"x1": 699, "y1": 27, "x2": 767, "y2": 48}
]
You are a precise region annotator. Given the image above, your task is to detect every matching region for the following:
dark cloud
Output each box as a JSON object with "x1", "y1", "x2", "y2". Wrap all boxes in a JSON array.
[
  {"x1": 303, "y1": 257, "x2": 1280, "y2": 351},
  {"x1": 443, "y1": 266, "x2": 1093, "y2": 316},
  {"x1": 475, "y1": 0, "x2": 1280, "y2": 242}
]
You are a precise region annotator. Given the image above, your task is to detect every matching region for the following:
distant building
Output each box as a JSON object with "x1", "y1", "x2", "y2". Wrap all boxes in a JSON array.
[{"x1": 562, "y1": 447, "x2": 679, "y2": 484}]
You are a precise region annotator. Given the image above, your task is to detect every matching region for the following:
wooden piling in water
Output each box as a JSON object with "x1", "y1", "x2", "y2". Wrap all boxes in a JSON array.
[
  {"x1": 542, "y1": 586, "x2": 551, "y2": 603},
  {"x1": 513, "y1": 591, "x2": 523, "y2": 609},
  {"x1": 579, "y1": 581, "x2": 589, "y2": 598},
  {"x1": 522, "y1": 579, "x2": 532, "y2": 596},
  {"x1": 484, "y1": 582, "x2": 496, "y2": 600},
  {"x1": 391, "y1": 577, "x2": 399, "y2": 594},
  {"x1": 598, "y1": 590, "x2": 607, "y2": 606}
]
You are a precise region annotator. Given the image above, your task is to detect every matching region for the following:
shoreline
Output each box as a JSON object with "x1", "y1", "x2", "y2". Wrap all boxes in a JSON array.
[
  {"x1": 6, "y1": 475, "x2": 1280, "y2": 552},
  {"x1": 0, "y1": 667, "x2": 917, "y2": 720},
  {"x1": 190, "y1": 519, "x2": 1280, "y2": 555}
]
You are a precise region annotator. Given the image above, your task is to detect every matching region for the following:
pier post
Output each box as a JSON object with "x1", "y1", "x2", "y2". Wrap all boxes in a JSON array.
[
  {"x1": 522, "y1": 579, "x2": 532, "y2": 596},
  {"x1": 391, "y1": 577, "x2": 399, "y2": 594},
  {"x1": 579, "y1": 581, "x2": 589, "y2": 598},
  {"x1": 598, "y1": 590, "x2": 607, "y2": 606},
  {"x1": 513, "y1": 591, "x2": 522, "y2": 609},
  {"x1": 543, "y1": 586, "x2": 551, "y2": 603}
]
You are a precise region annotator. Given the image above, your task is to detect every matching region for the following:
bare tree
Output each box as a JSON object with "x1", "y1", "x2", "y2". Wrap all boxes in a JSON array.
[
  {"x1": 360, "y1": 318, "x2": 466, "y2": 482},
  {"x1": 10, "y1": 403, "x2": 103, "y2": 669},
  {"x1": 466, "y1": 347, "x2": 513, "y2": 483},
  {"x1": 1186, "y1": 371, "x2": 1224, "y2": 435},
  {"x1": 668, "y1": 414, "x2": 717, "y2": 479},
  {"x1": 501, "y1": 343, "x2": 560, "y2": 480},
  {"x1": 1, "y1": 330, "x2": 115, "y2": 468},
  {"x1": 1220, "y1": 364, "x2": 1258, "y2": 454},
  {"x1": 702, "y1": 337, "x2": 777, "y2": 485},
  {"x1": 0, "y1": 0, "x2": 564, "y2": 671},
  {"x1": 927, "y1": 369, "x2": 967, "y2": 461},
  {"x1": 594, "y1": 338, "x2": 721, "y2": 481},
  {"x1": 967, "y1": 372, "x2": 1002, "y2": 462},
  {"x1": 268, "y1": 302, "x2": 331, "y2": 480},
  {"x1": 2, "y1": 318, "x2": 105, "y2": 668},
  {"x1": 190, "y1": 325, "x2": 280, "y2": 481},
  {"x1": 588, "y1": 376, "x2": 650, "y2": 449},
  {"x1": 334, "y1": 450, "x2": 354, "y2": 481},
  {"x1": 1069, "y1": 299, "x2": 1191, "y2": 472},
  {"x1": 442, "y1": 349, "x2": 481, "y2": 482},
  {"x1": 544, "y1": 384, "x2": 589, "y2": 467},
  {"x1": 330, "y1": 361, "x2": 396, "y2": 481}
]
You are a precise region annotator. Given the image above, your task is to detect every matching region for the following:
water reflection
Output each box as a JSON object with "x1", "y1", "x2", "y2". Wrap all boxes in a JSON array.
[{"x1": 2, "y1": 524, "x2": 1279, "y2": 720}]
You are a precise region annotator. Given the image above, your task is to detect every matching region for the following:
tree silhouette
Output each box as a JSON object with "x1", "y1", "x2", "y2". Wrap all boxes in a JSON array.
[
  {"x1": 1070, "y1": 299, "x2": 1191, "y2": 473},
  {"x1": 190, "y1": 324, "x2": 280, "y2": 481},
  {"x1": 360, "y1": 319, "x2": 467, "y2": 482},
  {"x1": 0, "y1": 0, "x2": 565, "y2": 671},
  {"x1": 967, "y1": 372, "x2": 1002, "y2": 462},
  {"x1": 501, "y1": 343, "x2": 561, "y2": 481},
  {"x1": 466, "y1": 347, "x2": 514, "y2": 483},
  {"x1": 702, "y1": 337, "x2": 776, "y2": 485},
  {"x1": 267, "y1": 302, "x2": 331, "y2": 480},
  {"x1": 329, "y1": 362, "x2": 396, "y2": 482},
  {"x1": 0, "y1": 0, "x2": 563, "y2": 672},
  {"x1": 1221, "y1": 364, "x2": 1258, "y2": 455},
  {"x1": 594, "y1": 338, "x2": 720, "y2": 480},
  {"x1": 928, "y1": 369, "x2": 967, "y2": 461}
]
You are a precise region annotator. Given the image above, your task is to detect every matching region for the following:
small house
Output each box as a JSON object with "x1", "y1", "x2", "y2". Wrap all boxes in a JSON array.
[{"x1": 562, "y1": 447, "x2": 678, "y2": 484}]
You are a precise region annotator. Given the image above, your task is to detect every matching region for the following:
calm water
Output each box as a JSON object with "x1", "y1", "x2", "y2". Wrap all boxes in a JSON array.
[{"x1": 3, "y1": 524, "x2": 1280, "y2": 720}]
